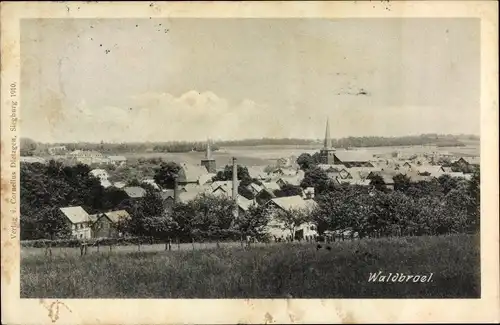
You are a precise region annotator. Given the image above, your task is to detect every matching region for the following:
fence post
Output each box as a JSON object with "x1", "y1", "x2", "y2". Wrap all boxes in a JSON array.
[
  {"x1": 177, "y1": 238, "x2": 180, "y2": 250},
  {"x1": 191, "y1": 238, "x2": 195, "y2": 250},
  {"x1": 97, "y1": 241, "x2": 100, "y2": 252},
  {"x1": 169, "y1": 238, "x2": 172, "y2": 251},
  {"x1": 138, "y1": 238, "x2": 141, "y2": 252}
]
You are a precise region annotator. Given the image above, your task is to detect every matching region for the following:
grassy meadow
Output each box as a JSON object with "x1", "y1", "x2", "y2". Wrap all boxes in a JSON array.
[{"x1": 21, "y1": 234, "x2": 480, "y2": 298}]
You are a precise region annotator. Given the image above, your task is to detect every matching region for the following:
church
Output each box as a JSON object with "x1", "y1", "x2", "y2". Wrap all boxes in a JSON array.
[{"x1": 318, "y1": 118, "x2": 374, "y2": 168}]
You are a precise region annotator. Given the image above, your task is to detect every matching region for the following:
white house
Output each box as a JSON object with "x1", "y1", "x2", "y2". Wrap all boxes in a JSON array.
[
  {"x1": 59, "y1": 206, "x2": 93, "y2": 239},
  {"x1": 265, "y1": 195, "x2": 318, "y2": 240}
]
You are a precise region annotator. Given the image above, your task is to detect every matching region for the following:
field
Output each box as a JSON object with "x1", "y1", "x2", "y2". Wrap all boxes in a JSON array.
[
  {"x1": 21, "y1": 234, "x2": 480, "y2": 298},
  {"x1": 120, "y1": 142, "x2": 480, "y2": 168}
]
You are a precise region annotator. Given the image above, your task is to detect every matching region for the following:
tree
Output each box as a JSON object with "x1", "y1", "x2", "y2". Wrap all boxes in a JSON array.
[
  {"x1": 272, "y1": 207, "x2": 311, "y2": 239},
  {"x1": 300, "y1": 167, "x2": 329, "y2": 190},
  {"x1": 153, "y1": 162, "x2": 181, "y2": 189},
  {"x1": 212, "y1": 164, "x2": 251, "y2": 185},
  {"x1": 467, "y1": 168, "x2": 480, "y2": 232},
  {"x1": 437, "y1": 174, "x2": 459, "y2": 195},
  {"x1": 274, "y1": 184, "x2": 304, "y2": 198},
  {"x1": 369, "y1": 175, "x2": 386, "y2": 192},
  {"x1": 32, "y1": 207, "x2": 72, "y2": 240},
  {"x1": 393, "y1": 174, "x2": 411, "y2": 193},
  {"x1": 296, "y1": 153, "x2": 315, "y2": 171},
  {"x1": 234, "y1": 204, "x2": 271, "y2": 239},
  {"x1": 188, "y1": 194, "x2": 237, "y2": 240}
]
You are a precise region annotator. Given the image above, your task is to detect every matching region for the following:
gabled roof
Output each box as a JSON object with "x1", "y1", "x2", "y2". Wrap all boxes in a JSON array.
[
  {"x1": 114, "y1": 181, "x2": 126, "y2": 189},
  {"x1": 123, "y1": 186, "x2": 147, "y2": 198},
  {"x1": 59, "y1": 206, "x2": 90, "y2": 224},
  {"x1": 237, "y1": 195, "x2": 254, "y2": 211},
  {"x1": 199, "y1": 173, "x2": 216, "y2": 185},
  {"x1": 178, "y1": 163, "x2": 210, "y2": 183},
  {"x1": 261, "y1": 181, "x2": 281, "y2": 191},
  {"x1": 88, "y1": 214, "x2": 100, "y2": 223},
  {"x1": 277, "y1": 174, "x2": 303, "y2": 186},
  {"x1": 248, "y1": 183, "x2": 263, "y2": 193},
  {"x1": 268, "y1": 195, "x2": 317, "y2": 211},
  {"x1": 103, "y1": 210, "x2": 130, "y2": 223},
  {"x1": 463, "y1": 157, "x2": 480, "y2": 165}
]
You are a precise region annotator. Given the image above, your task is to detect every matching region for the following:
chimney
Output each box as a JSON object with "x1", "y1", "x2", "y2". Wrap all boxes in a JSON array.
[
  {"x1": 232, "y1": 157, "x2": 239, "y2": 218},
  {"x1": 173, "y1": 176, "x2": 179, "y2": 203}
]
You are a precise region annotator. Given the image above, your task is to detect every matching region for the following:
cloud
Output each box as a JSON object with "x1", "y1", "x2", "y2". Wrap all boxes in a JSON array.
[{"x1": 23, "y1": 89, "x2": 479, "y2": 143}]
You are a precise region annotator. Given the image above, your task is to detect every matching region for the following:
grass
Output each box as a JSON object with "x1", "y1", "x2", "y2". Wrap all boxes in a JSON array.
[{"x1": 20, "y1": 234, "x2": 480, "y2": 298}]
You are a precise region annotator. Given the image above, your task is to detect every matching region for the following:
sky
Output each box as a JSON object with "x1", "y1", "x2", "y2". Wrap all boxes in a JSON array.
[{"x1": 20, "y1": 18, "x2": 480, "y2": 143}]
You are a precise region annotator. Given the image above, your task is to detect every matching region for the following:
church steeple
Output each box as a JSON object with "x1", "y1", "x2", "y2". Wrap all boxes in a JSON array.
[
  {"x1": 324, "y1": 117, "x2": 332, "y2": 149},
  {"x1": 201, "y1": 138, "x2": 216, "y2": 173},
  {"x1": 319, "y1": 117, "x2": 336, "y2": 165}
]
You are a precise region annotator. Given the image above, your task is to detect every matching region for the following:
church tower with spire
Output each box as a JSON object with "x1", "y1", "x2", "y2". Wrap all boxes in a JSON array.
[
  {"x1": 319, "y1": 118, "x2": 337, "y2": 165},
  {"x1": 201, "y1": 138, "x2": 216, "y2": 173}
]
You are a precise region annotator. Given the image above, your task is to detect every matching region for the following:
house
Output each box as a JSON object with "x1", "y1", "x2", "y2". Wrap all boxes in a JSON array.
[
  {"x1": 367, "y1": 171, "x2": 399, "y2": 190},
  {"x1": 211, "y1": 180, "x2": 240, "y2": 197},
  {"x1": 261, "y1": 181, "x2": 281, "y2": 192},
  {"x1": 255, "y1": 188, "x2": 276, "y2": 205},
  {"x1": 346, "y1": 167, "x2": 382, "y2": 180},
  {"x1": 92, "y1": 210, "x2": 130, "y2": 238},
  {"x1": 177, "y1": 163, "x2": 212, "y2": 185},
  {"x1": 48, "y1": 145, "x2": 67, "y2": 156},
  {"x1": 247, "y1": 183, "x2": 264, "y2": 196},
  {"x1": 236, "y1": 195, "x2": 255, "y2": 215},
  {"x1": 113, "y1": 181, "x2": 126, "y2": 189},
  {"x1": 317, "y1": 164, "x2": 346, "y2": 172},
  {"x1": 123, "y1": 186, "x2": 147, "y2": 199},
  {"x1": 89, "y1": 169, "x2": 112, "y2": 188},
  {"x1": 90, "y1": 168, "x2": 109, "y2": 180},
  {"x1": 199, "y1": 173, "x2": 216, "y2": 186},
  {"x1": 59, "y1": 206, "x2": 92, "y2": 239},
  {"x1": 275, "y1": 170, "x2": 304, "y2": 188},
  {"x1": 247, "y1": 166, "x2": 269, "y2": 181},
  {"x1": 450, "y1": 157, "x2": 480, "y2": 172},
  {"x1": 265, "y1": 196, "x2": 318, "y2": 240},
  {"x1": 108, "y1": 155, "x2": 127, "y2": 167},
  {"x1": 68, "y1": 150, "x2": 106, "y2": 165},
  {"x1": 20, "y1": 156, "x2": 47, "y2": 164}
]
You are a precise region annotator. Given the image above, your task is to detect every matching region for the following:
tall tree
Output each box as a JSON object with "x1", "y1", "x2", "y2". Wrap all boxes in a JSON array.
[
  {"x1": 153, "y1": 162, "x2": 181, "y2": 189},
  {"x1": 296, "y1": 153, "x2": 315, "y2": 171}
]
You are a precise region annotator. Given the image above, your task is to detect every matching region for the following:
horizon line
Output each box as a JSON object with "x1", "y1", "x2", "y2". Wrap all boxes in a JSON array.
[{"x1": 25, "y1": 132, "x2": 480, "y2": 145}]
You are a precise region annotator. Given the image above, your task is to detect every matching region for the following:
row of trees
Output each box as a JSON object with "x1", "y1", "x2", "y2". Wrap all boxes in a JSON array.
[{"x1": 116, "y1": 192, "x2": 271, "y2": 242}]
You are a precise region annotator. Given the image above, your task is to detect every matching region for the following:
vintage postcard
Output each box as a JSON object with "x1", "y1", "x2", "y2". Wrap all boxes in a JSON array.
[{"x1": 1, "y1": 1, "x2": 499, "y2": 324}]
